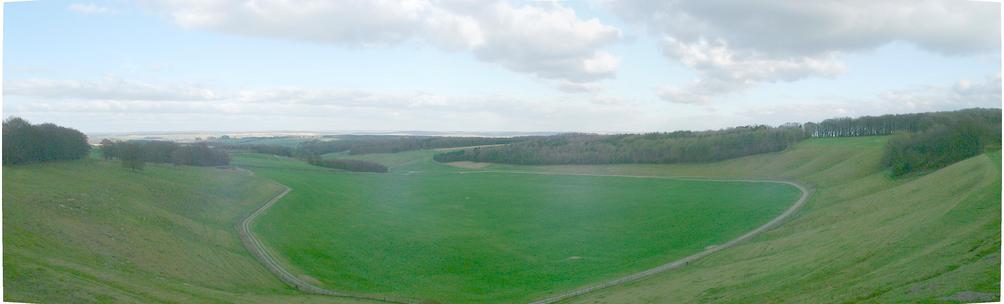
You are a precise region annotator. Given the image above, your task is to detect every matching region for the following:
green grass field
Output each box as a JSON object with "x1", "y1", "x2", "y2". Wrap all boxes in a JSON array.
[
  {"x1": 321, "y1": 149, "x2": 444, "y2": 171},
  {"x1": 234, "y1": 153, "x2": 801, "y2": 303},
  {"x1": 317, "y1": 136, "x2": 1000, "y2": 303},
  {"x1": 529, "y1": 137, "x2": 1001, "y2": 303},
  {"x1": 2, "y1": 159, "x2": 366, "y2": 304},
  {"x1": 4, "y1": 136, "x2": 998, "y2": 303}
]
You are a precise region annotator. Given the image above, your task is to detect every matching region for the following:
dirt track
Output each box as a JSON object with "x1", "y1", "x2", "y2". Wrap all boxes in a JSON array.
[{"x1": 236, "y1": 183, "x2": 422, "y2": 304}]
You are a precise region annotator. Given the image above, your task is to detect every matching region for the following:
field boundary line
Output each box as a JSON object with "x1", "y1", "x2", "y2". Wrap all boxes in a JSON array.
[
  {"x1": 236, "y1": 178, "x2": 423, "y2": 304},
  {"x1": 454, "y1": 170, "x2": 810, "y2": 304}
]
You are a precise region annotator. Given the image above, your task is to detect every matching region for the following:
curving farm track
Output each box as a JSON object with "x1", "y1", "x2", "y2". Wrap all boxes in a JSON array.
[
  {"x1": 237, "y1": 169, "x2": 810, "y2": 304},
  {"x1": 236, "y1": 183, "x2": 422, "y2": 304}
]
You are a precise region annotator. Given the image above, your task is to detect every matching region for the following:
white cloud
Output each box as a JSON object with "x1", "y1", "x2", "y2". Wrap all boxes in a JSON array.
[
  {"x1": 3, "y1": 77, "x2": 652, "y2": 132},
  {"x1": 554, "y1": 80, "x2": 603, "y2": 93},
  {"x1": 656, "y1": 38, "x2": 846, "y2": 104},
  {"x1": 6, "y1": 78, "x2": 217, "y2": 101},
  {"x1": 68, "y1": 3, "x2": 112, "y2": 14},
  {"x1": 737, "y1": 73, "x2": 1003, "y2": 124},
  {"x1": 7, "y1": 74, "x2": 995, "y2": 133},
  {"x1": 606, "y1": 0, "x2": 1001, "y2": 103},
  {"x1": 878, "y1": 73, "x2": 1002, "y2": 111},
  {"x1": 139, "y1": 0, "x2": 622, "y2": 85}
]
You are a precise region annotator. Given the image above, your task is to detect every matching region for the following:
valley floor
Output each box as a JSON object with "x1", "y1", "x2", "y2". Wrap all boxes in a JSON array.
[{"x1": 236, "y1": 153, "x2": 802, "y2": 303}]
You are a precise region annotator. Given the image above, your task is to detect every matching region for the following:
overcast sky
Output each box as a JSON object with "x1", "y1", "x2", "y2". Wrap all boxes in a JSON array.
[{"x1": 3, "y1": 0, "x2": 1001, "y2": 133}]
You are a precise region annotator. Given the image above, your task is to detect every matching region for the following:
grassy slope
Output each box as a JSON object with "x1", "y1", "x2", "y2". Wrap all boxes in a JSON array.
[
  {"x1": 2, "y1": 159, "x2": 365, "y2": 304},
  {"x1": 479, "y1": 136, "x2": 999, "y2": 303},
  {"x1": 234, "y1": 153, "x2": 800, "y2": 303},
  {"x1": 5, "y1": 135, "x2": 997, "y2": 303}
]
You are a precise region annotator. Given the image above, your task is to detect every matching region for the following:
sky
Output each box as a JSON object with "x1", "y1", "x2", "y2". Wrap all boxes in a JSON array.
[{"x1": 2, "y1": 0, "x2": 1001, "y2": 133}]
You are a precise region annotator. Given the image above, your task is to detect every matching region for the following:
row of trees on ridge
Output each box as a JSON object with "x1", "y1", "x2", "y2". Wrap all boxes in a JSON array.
[
  {"x1": 433, "y1": 125, "x2": 808, "y2": 165},
  {"x1": 296, "y1": 135, "x2": 518, "y2": 156},
  {"x1": 432, "y1": 108, "x2": 1001, "y2": 177}
]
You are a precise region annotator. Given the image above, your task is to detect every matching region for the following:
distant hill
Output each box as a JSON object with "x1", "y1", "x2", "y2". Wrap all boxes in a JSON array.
[{"x1": 434, "y1": 108, "x2": 1001, "y2": 176}]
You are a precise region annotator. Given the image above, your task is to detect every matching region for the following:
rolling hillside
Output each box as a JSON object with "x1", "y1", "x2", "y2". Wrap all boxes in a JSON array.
[
  {"x1": 492, "y1": 137, "x2": 1001, "y2": 303},
  {"x1": 3, "y1": 135, "x2": 998, "y2": 303},
  {"x1": 2, "y1": 159, "x2": 361, "y2": 304},
  {"x1": 314, "y1": 136, "x2": 1000, "y2": 302}
]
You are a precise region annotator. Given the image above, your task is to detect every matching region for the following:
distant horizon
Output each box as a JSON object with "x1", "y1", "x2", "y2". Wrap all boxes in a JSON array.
[{"x1": 45, "y1": 106, "x2": 997, "y2": 136}]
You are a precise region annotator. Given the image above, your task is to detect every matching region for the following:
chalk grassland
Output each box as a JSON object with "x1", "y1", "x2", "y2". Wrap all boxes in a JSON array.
[
  {"x1": 235, "y1": 154, "x2": 800, "y2": 303},
  {"x1": 329, "y1": 136, "x2": 1000, "y2": 303},
  {"x1": 504, "y1": 137, "x2": 1000, "y2": 303},
  {"x1": 3, "y1": 135, "x2": 997, "y2": 304},
  {"x1": 2, "y1": 160, "x2": 366, "y2": 304}
]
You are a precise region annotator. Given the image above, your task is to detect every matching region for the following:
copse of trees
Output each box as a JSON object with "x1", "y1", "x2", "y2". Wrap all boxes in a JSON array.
[
  {"x1": 305, "y1": 157, "x2": 388, "y2": 173},
  {"x1": 803, "y1": 109, "x2": 1001, "y2": 176},
  {"x1": 171, "y1": 144, "x2": 231, "y2": 166},
  {"x1": 434, "y1": 126, "x2": 808, "y2": 165},
  {"x1": 221, "y1": 144, "x2": 294, "y2": 157},
  {"x1": 139, "y1": 140, "x2": 181, "y2": 163},
  {"x1": 3, "y1": 117, "x2": 90, "y2": 165},
  {"x1": 290, "y1": 140, "x2": 349, "y2": 157},
  {"x1": 882, "y1": 115, "x2": 1001, "y2": 176},
  {"x1": 101, "y1": 140, "x2": 229, "y2": 167},
  {"x1": 296, "y1": 135, "x2": 519, "y2": 156}
]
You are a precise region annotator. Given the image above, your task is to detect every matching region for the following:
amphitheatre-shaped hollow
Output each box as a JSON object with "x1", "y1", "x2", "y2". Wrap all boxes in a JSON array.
[{"x1": 241, "y1": 154, "x2": 802, "y2": 303}]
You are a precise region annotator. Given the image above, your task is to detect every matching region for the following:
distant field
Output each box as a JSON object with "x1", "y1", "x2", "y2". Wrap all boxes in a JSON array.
[
  {"x1": 234, "y1": 153, "x2": 801, "y2": 303},
  {"x1": 213, "y1": 136, "x2": 324, "y2": 147},
  {"x1": 321, "y1": 149, "x2": 440, "y2": 170}
]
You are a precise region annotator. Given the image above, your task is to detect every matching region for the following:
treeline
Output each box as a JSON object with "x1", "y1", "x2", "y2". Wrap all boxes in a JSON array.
[
  {"x1": 2, "y1": 117, "x2": 90, "y2": 165},
  {"x1": 433, "y1": 108, "x2": 1001, "y2": 176},
  {"x1": 808, "y1": 108, "x2": 1000, "y2": 137},
  {"x1": 296, "y1": 135, "x2": 518, "y2": 156},
  {"x1": 882, "y1": 112, "x2": 1001, "y2": 176},
  {"x1": 101, "y1": 140, "x2": 230, "y2": 167},
  {"x1": 221, "y1": 144, "x2": 294, "y2": 157},
  {"x1": 434, "y1": 126, "x2": 807, "y2": 165},
  {"x1": 305, "y1": 157, "x2": 388, "y2": 173}
]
